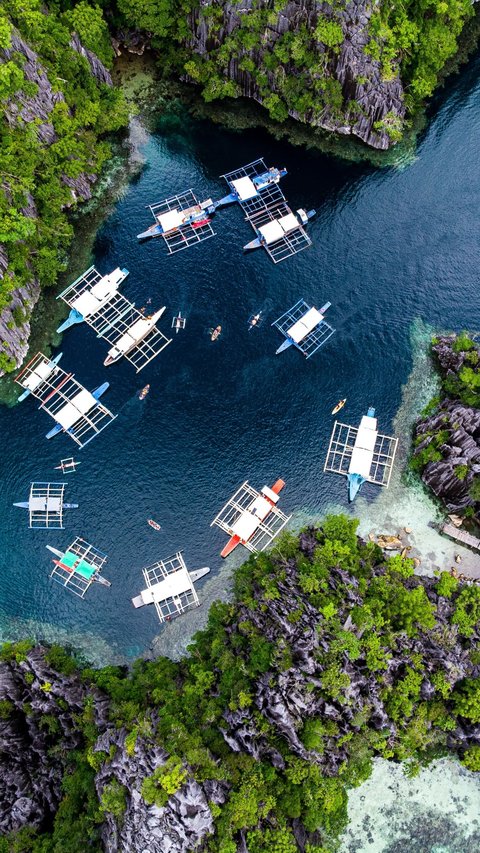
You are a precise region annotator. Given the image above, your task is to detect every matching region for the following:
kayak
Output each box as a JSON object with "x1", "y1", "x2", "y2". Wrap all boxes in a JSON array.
[
  {"x1": 332, "y1": 398, "x2": 346, "y2": 415},
  {"x1": 148, "y1": 519, "x2": 161, "y2": 531}
]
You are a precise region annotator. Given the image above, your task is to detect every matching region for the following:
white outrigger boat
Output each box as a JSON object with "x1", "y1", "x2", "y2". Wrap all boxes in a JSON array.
[
  {"x1": 244, "y1": 208, "x2": 316, "y2": 252},
  {"x1": 172, "y1": 311, "x2": 186, "y2": 333},
  {"x1": 17, "y1": 352, "x2": 62, "y2": 402},
  {"x1": 215, "y1": 163, "x2": 288, "y2": 209},
  {"x1": 272, "y1": 299, "x2": 335, "y2": 359},
  {"x1": 132, "y1": 551, "x2": 210, "y2": 624},
  {"x1": 137, "y1": 190, "x2": 216, "y2": 253},
  {"x1": 56, "y1": 266, "x2": 129, "y2": 333},
  {"x1": 324, "y1": 407, "x2": 398, "y2": 502},
  {"x1": 104, "y1": 307, "x2": 166, "y2": 367},
  {"x1": 14, "y1": 482, "x2": 77, "y2": 529}
]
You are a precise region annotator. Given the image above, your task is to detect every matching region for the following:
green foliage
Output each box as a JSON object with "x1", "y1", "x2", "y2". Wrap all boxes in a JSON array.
[
  {"x1": 436, "y1": 571, "x2": 459, "y2": 598},
  {"x1": 468, "y1": 476, "x2": 480, "y2": 502},
  {"x1": 462, "y1": 745, "x2": 480, "y2": 771},
  {"x1": 455, "y1": 464, "x2": 468, "y2": 480},
  {"x1": 452, "y1": 586, "x2": 480, "y2": 637},
  {"x1": 452, "y1": 678, "x2": 480, "y2": 722},
  {"x1": 100, "y1": 779, "x2": 127, "y2": 819},
  {"x1": 314, "y1": 17, "x2": 344, "y2": 49},
  {"x1": 141, "y1": 758, "x2": 188, "y2": 807},
  {"x1": 0, "y1": 0, "x2": 129, "y2": 366}
]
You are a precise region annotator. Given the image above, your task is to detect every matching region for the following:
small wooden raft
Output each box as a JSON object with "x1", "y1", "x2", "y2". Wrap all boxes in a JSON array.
[{"x1": 441, "y1": 522, "x2": 480, "y2": 552}]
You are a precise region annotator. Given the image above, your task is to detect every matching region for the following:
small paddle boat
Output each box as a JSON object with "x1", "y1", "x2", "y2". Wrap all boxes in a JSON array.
[
  {"x1": 148, "y1": 519, "x2": 161, "y2": 531},
  {"x1": 248, "y1": 312, "x2": 263, "y2": 330},
  {"x1": 139, "y1": 385, "x2": 150, "y2": 401},
  {"x1": 332, "y1": 398, "x2": 346, "y2": 415},
  {"x1": 210, "y1": 325, "x2": 222, "y2": 342}
]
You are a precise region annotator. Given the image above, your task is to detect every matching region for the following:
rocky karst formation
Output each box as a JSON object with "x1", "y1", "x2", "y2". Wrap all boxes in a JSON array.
[
  {"x1": 413, "y1": 335, "x2": 480, "y2": 512},
  {"x1": 0, "y1": 31, "x2": 112, "y2": 376},
  {"x1": 2, "y1": 525, "x2": 480, "y2": 851},
  {"x1": 187, "y1": 0, "x2": 405, "y2": 150}
]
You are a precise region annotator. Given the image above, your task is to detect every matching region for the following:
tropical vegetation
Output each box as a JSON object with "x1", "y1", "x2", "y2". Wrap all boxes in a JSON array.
[{"x1": 2, "y1": 516, "x2": 480, "y2": 851}]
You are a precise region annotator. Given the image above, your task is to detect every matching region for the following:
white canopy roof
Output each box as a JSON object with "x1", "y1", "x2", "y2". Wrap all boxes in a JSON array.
[
  {"x1": 277, "y1": 212, "x2": 299, "y2": 233},
  {"x1": 141, "y1": 568, "x2": 193, "y2": 604},
  {"x1": 71, "y1": 268, "x2": 123, "y2": 317},
  {"x1": 348, "y1": 447, "x2": 373, "y2": 479},
  {"x1": 232, "y1": 510, "x2": 260, "y2": 541},
  {"x1": 55, "y1": 389, "x2": 96, "y2": 429},
  {"x1": 348, "y1": 414, "x2": 378, "y2": 478},
  {"x1": 261, "y1": 485, "x2": 279, "y2": 504},
  {"x1": 288, "y1": 307, "x2": 323, "y2": 343},
  {"x1": 22, "y1": 359, "x2": 55, "y2": 390},
  {"x1": 109, "y1": 317, "x2": 148, "y2": 356},
  {"x1": 157, "y1": 209, "x2": 184, "y2": 233},
  {"x1": 232, "y1": 176, "x2": 257, "y2": 201},
  {"x1": 259, "y1": 220, "x2": 284, "y2": 245},
  {"x1": 29, "y1": 496, "x2": 62, "y2": 511}
]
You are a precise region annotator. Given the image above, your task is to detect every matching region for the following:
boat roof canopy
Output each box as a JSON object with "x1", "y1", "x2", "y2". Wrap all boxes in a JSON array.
[
  {"x1": 259, "y1": 220, "x2": 285, "y2": 244},
  {"x1": 288, "y1": 306, "x2": 323, "y2": 343},
  {"x1": 232, "y1": 176, "x2": 257, "y2": 201},
  {"x1": 55, "y1": 389, "x2": 96, "y2": 429},
  {"x1": 277, "y1": 212, "x2": 299, "y2": 233},
  {"x1": 231, "y1": 510, "x2": 260, "y2": 541},
  {"x1": 157, "y1": 209, "x2": 184, "y2": 232},
  {"x1": 21, "y1": 359, "x2": 55, "y2": 391}
]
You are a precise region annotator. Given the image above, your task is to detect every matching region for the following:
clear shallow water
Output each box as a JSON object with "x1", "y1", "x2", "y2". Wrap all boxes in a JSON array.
[{"x1": 1, "y1": 53, "x2": 480, "y2": 666}]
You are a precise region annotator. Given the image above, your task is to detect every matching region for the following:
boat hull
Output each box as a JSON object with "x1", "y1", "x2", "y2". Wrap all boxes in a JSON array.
[
  {"x1": 137, "y1": 224, "x2": 162, "y2": 240},
  {"x1": 347, "y1": 473, "x2": 366, "y2": 502},
  {"x1": 244, "y1": 237, "x2": 262, "y2": 252},
  {"x1": 56, "y1": 309, "x2": 84, "y2": 334},
  {"x1": 189, "y1": 567, "x2": 210, "y2": 583},
  {"x1": 275, "y1": 338, "x2": 293, "y2": 355},
  {"x1": 221, "y1": 535, "x2": 241, "y2": 558}
]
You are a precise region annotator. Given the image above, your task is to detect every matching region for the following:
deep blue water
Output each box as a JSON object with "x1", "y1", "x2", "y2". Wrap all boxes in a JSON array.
[{"x1": 1, "y1": 53, "x2": 480, "y2": 663}]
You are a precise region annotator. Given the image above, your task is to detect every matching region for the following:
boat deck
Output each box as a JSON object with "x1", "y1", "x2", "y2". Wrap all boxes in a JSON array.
[
  {"x1": 132, "y1": 551, "x2": 201, "y2": 623},
  {"x1": 16, "y1": 353, "x2": 116, "y2": 447},
  {"x1": 324, "y1": 420, "x2": 398, "y2": 487},
  {"x1": 50, "y1": 537, "x2": 108, "y2": 598},
  {"x1": 211, "y1": 480, "x2": 291, "y2": 553},
  {"x1": 272, "y1": 299, "x2": 335, "y2": 357},
  {"x1": 25, "y1": 482, "x2": 66, "y2": 528},
  {"x1": 149, "y1": 189, "x2": 215, "y2": 254}
]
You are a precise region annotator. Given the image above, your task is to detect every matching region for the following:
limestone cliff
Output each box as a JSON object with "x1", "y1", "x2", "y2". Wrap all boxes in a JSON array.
[
  {"x1": 187, "y1": 0, "x2": 405, "y2": 150},
  {"x1": 0, "y1": 31, "x2": 113, "y2": 376}
]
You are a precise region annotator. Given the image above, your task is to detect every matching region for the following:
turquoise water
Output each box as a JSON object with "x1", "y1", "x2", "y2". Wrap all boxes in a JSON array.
[{"x1": 1, "y1": 52, "x2": 480, "y2": 669}]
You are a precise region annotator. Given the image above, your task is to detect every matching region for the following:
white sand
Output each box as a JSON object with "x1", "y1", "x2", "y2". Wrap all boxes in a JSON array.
[{"x1": 340, "y1": 758, "x2": 480, "y2": 853}]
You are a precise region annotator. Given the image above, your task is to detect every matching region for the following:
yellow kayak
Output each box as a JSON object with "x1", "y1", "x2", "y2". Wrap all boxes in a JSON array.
[{"x1": 331, "y1": 398, "x2": 346, "y2": 415}]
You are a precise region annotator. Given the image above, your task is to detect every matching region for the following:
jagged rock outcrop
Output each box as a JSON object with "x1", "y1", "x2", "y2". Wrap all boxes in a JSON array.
[
  {"x1": 187, "y1": 0, "x2": 405, "y2": 150},
  {"x1": 0, "y1": 30, "x2": 113, "y2": 376},
  {"x1": 413, "y1": 335, "x2": 480, "y2": 511},
  {"x1": 0, "y1": 647, "x2": 109, "y2": 833},
  {"x1": 96, "y1": 727, "x2": 228, "y2": 853}
]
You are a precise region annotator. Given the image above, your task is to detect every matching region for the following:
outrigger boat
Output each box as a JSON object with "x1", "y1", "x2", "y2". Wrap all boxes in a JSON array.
[
  {"x1": 215, "y1": 165, "x2": 288, "y2": 209},
  {"x1": 211, "y1": 479, "x2": 291, "y2": 558},
  {"x1": 172, "y1": 312, "x2": 186, "y2": 333},
  {"x1": 131, "y1": 551, "x2": 210, "y2": 624},
  {"x1": 46, "y1": 538, "x2": 111, "y2": 597},
  {"x1": 244, "y1": 209, "x2": 316, "y2": 252},
  {"x1": 14, "y1": 482, "x2": 77, "y2": 529},
  {"x1": 56, "y1": 267, "x2": 129, "y2": 333},
  {"x1": 16, "y1": 353, "x2": 116, "y2": 448},
  {"x1": 55, "y1": 458, "x2": 80, "y2": 474},
  {"x1": 137, "y1": 198, "x2": 215, "y2": 241},
  {"x1": 248, "y1": 311, "x2": 263, "y2": 330},
  {"x1": 139, "y1": 384, "x2": 150, "y2": 401},
  {"x1": 104, "y1": 307, "x2": 166, "y2": 367},
  {"x1": 324, "y1": 407, "x2": 398, "y2": 502},
  {"x1": 273, "y1": 299, "x2": 335, "y2": 359},
  {"x1": 210, "y1": 325, "x2": 221, "y2": 342},
  {"x1": 17, "y1": 352, "x2": 62, "y2": 402},
  {"x1": 332, "y1": 398, "x2": 346, "y2": 415},
  {"x1": 148, "y1": 519, "x2": 161, "y2": 531},
  {"x1": 45, "y1": 382, "x2": 110, "y2": 440}
]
